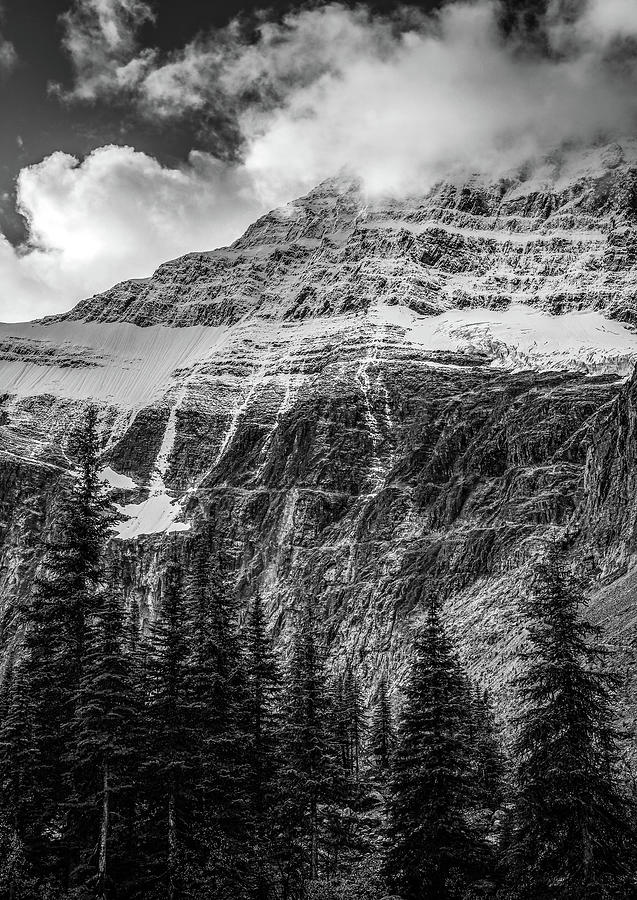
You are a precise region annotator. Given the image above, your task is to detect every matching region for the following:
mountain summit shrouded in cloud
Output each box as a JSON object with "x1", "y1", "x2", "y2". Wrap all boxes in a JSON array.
[
  {"x1": 56, "y1": 0, "x2": 637, "y2": 187},
  {"x1": 2, "y1": 0, "x2": 637, "y2": 320}
]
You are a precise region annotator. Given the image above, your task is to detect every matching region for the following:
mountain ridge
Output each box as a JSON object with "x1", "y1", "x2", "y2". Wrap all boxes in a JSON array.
[{"x1": 2, "y1": 139, "x2": 637, "y2": 726}]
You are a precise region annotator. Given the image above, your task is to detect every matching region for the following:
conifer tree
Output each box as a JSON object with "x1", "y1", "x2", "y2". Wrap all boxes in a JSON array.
[
  {"x1": 69, "y1": 576, "x2": 139, "y2": 897},
  {"x1": 243, "y1": 593, "x2": 283, "y2": 900},
  {"x1": 140, "y1": 559, "x2": 194, "y2": 900},
  {"x1": 505, "y1": 541, "x2": 637, "y2": 899},
  {"x1": 341, "y1": 666, "x2": 366, "y2": 782},
  {"x1": 0, "y1": 656, "x2": 28, "y2": 833},
  {"x1": 384, "y1": 597, "x2": 491, "y2": 900},
  {"x1": 369, "y1": 675, "x2": 394, "y2": 774},
  {"x1": 9, "y1": 577, "x2": 69, "y2": 884},
  {"x1": 184, "y1": 537, "x2": 249, "y2": 897},
  {"x1": 0, "y1": 655, "x2": 39, "y2": 898},
  {"x1": 278, "y1": 604, "x2": 344, "y2": 894},
  {"x1": 49, "y1": 404, "x2": 117, "y2": 694},
  {"x1": 331, "y1": 672, "x2": 349, "y2": 777},
  {"x1": 469, "y1": 686, "x2": 504, "y2": 814},
  {"x1": 11, "y1": 404, "x2": 117, "y2": 886},
  {"x1": 328, "y1": 664, "x2": 390, "y2": 889}
]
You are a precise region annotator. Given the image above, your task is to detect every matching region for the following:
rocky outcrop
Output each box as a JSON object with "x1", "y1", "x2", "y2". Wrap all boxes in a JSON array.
[
  {"x1": 3, "y1": 141, "x2": 637, "y2": 723},
  {"x1": 46, "y1": 142, "x2": 637, "y2": 329}
]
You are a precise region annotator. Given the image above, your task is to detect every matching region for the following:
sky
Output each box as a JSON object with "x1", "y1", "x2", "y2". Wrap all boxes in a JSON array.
[{"x1": 1, "y1": 0, "x2": 637, "y2": 321}]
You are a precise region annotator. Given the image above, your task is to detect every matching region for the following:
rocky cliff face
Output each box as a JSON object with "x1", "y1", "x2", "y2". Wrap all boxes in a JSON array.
[{"x1": 3, "y1": 140, "x2": 637, "y2": 720}]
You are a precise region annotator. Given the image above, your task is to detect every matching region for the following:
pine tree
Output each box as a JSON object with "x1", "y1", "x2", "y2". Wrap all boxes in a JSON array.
[
  {"x1": 10, "y1": 404, "x2": 117, "y2": 887},
  {"x1": 0, "y1": 656, "x2": 28, "y2": 834},
  {"x1": 184, "y1": 537, "x2": 250, "y2": 897},
  {"x1": 384, "y1": 597, "x2": 491, "y2": 900},
  {"x1": 0, "y1": 655, "x2": 40, "y2": 898},
  {"x1": 341, "y1": 666, "x2": 366, "y2": 782},
  {"x1": 69, "y1": 576, "x2": 139, "y2": 897},
  {"x1": 50, "y1": 404, "x2": 117, "y2": 695},
  {"x1": 469, "y1": 686, "x2": 504, "y2": 814},
  {"x1": 277, "y1": 604, "x2": 344, "y2": 895},
  {"x1": 505, "y1": 540, "x2": 637, "y2": 899},
  {"x1": 118, "y1": 595, "x2": 148, "y2": 891},
  {"x1": 243, "y1": 593, "x2": 283, "y2": 900},
  {"x1": 11, "y1": 578, "x2": 69, "y2": 885},
  {"x1": 331, "y1": 673, "x2": 349, "y2": 777},
  {"x1": 369, "y1": 675, "x2": 394, "y2": 774},
  {"x1": 140, "y1": 559, "x2": 194, "y2": 900}
]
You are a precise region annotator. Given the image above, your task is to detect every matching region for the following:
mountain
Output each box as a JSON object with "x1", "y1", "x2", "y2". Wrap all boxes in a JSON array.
[{"x1": 3, "y1": 139, "x2": 637, "y2": 721}]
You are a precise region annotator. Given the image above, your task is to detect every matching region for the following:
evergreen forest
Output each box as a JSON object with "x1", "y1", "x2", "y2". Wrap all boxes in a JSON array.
[{"x1": 1, "y1": 409, "x2": 636, "y2": 899}]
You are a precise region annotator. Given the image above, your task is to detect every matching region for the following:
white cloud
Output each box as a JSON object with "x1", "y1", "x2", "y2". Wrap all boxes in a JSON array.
[
  {"x1": 0, "y1": 146, "x2": 265, "y2": 322},
  {"x1": 134, "y1": 6, "x2": 406, "y2": 120},
  {"x1": 239, "y1": 1, "x2": 637, "y2": 198},
  {"x1": 572, "y1": 0, "x2": 637, "y2": 46},
  {"x1": 57, "y1": 0, "x2": 637, "y2": 197}
]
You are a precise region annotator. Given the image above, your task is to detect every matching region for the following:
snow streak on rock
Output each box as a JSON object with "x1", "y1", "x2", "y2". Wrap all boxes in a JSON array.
[
  {"x1": 214, "y1": 351, "x2": 273, "y2": 469},
  {"x1": 114, "y1": 391, "x2": 190, "y2": 539},
  {"x1": 356, "y1": 314, "x2": 386, "y2": 495}
]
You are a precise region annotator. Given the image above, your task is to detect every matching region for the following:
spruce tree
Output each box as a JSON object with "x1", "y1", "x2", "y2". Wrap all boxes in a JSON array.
[
  {"x1": 11, "y1": 575, "x2": 68, "y2": 885},
  {"x1": 69, "y1": 576, "x2": 139, "y2": 897},
  {"x1": 505, "y1": 540, "x2": 637, "y2": 899},
  {"x1": 341, "y1": 666, "x2": 366, "y2": 782},
  {"x1": 0, "y1": 655, "x2": 39, "y2": 898},
  {"x1": 243, "y1": 593, "x2": 283, "y2": 900},
  {"x1": 384, "y1": 597, "x2": 491, "y2": 900},
  {"x1": 469, "y1": 686, "x2": 504, "y2": 814},
  {"x1": 119, "y1": 595, "x2": 147, "y2": 891},
  {"x1": 369, "y1": 675, "x2": 394, "y2": 774},
  {"x1": 11, "y1": 404, "x2": 117, "y2": 887},
  {"x1": 331, "y1": 672, "x2": 350, "y2": 777},
  {"x1": 140, "y1": 559, "x2": 194, "y2": 900},
  {"x1": 184, "y1": 537, "x2": 249, "y2": 897},
  {"x1": 0, "y1": 656, "x2": 28, "y2": 835},
  {"x1": 277, "y1": 604, "x2": 344, "y2": 895},
  {"x1": 48, "y1": 404, "x2": 117, "y2": 695}
]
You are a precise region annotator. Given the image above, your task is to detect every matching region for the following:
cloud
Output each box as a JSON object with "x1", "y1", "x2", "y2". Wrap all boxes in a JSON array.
[
  {"x1": 0, "y1": 146, "x2": 264, "y2": 322},
  {"x1": 57, "y1": 0, "x2": 154, "y2": 100},
  {"x1": 569, "y1": 0, "x2": 637, "y2": 46},
  {"x1": 4, "y1": 0, "x2": 637, "y2": 321},
  {"x1": 58, "y1": 4, "x2": 427, "y2": 132},
  {"x1": 57, "y1": 0, "x2": 637, "y2": 194},
  {"x1": 238, "y1": 1, "x2": 637, "y2": 197},
  {"x1": 133, "y1": 6, "x2": 409, "y2": 121}
]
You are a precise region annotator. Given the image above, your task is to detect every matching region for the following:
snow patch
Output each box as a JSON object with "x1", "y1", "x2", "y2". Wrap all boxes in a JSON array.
[
  {"x1": 115, "y1": 492, "x2": 190, "y2": 540},
  {"x1": 98, "y1": 466, "x2": 137, "y2": 490},
  {"x1": 114, "y1": 392, "x2": 190, "y2": 539},
  {"x1": 379, "y1": 303, "x2": 637, "y2": 376},
  {"x1": 362, "y1": 218, "x2": 605, "y2": 244},
  {"x1": 0, "y1": 321, "x2": 228, "y2": 408}
]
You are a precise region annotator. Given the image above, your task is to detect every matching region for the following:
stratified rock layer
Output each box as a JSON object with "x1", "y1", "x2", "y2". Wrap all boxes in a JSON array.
[
  {"x1": 50, "y1": 142, "x2": 637, "y2": 328},
  {"x1": 3, "y1": 141, "x2": 637, "y2": 721}
]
